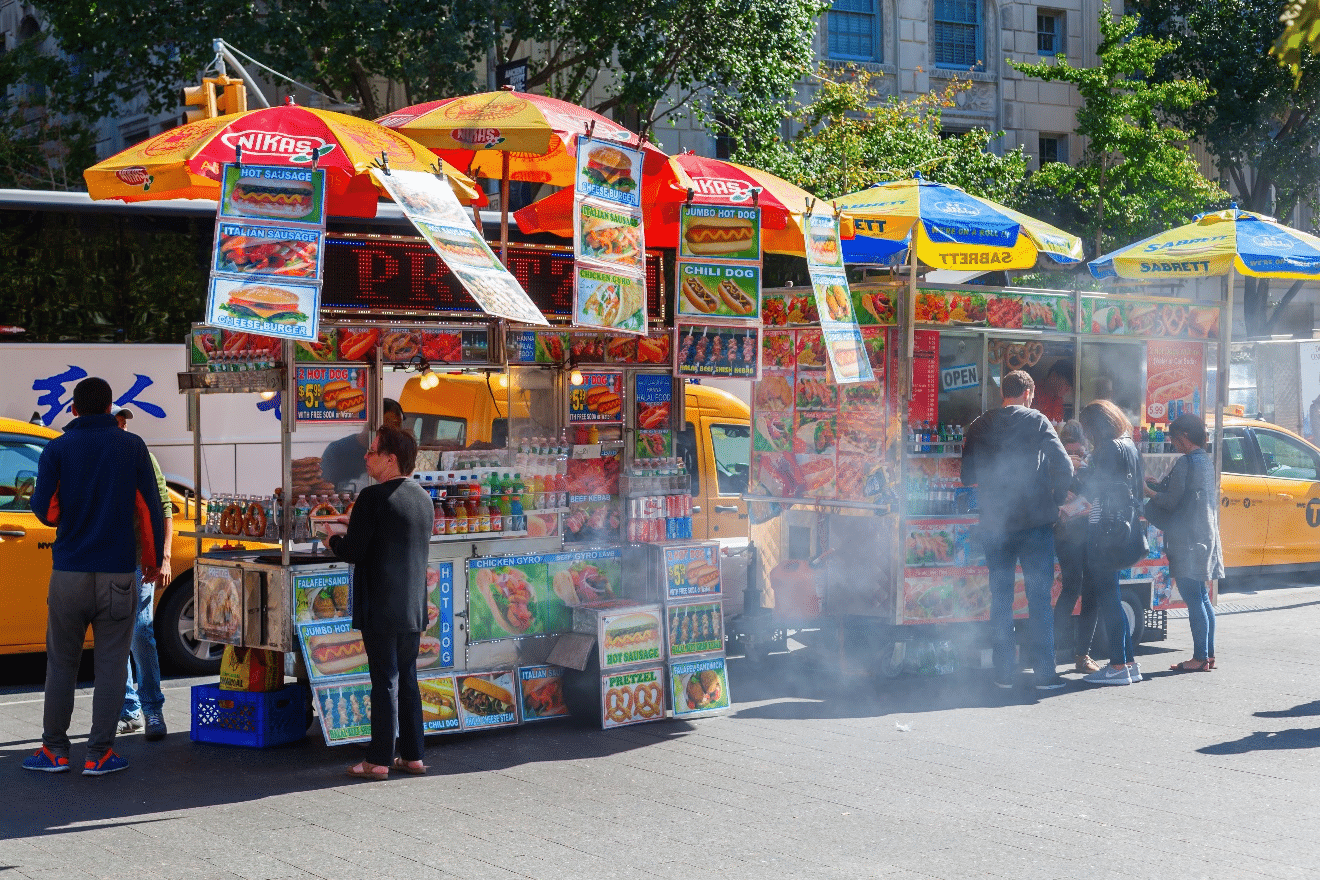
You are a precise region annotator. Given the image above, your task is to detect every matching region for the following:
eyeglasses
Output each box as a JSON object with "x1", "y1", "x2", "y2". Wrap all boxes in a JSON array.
[{"x1": 365, "y1": 447, "x2": 381, "y2": 457}]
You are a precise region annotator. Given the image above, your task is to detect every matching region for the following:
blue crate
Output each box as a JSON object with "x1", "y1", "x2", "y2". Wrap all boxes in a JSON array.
[{"x1": 191, "y1": 683, "x2": 307, "y2": 748}]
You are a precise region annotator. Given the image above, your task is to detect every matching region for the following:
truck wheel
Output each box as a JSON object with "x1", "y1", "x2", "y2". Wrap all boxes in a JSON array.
[
  {"x1": 154, "y1": 573, "x2": 225, "y2": 676},
  {"x1": 1120, "y1": 588, "x2": 1146, "y2": 645}
]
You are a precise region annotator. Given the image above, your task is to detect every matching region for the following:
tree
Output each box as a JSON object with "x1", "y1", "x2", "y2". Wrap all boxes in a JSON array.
[
  {"x1": 1134, "y1": 0, "x2": 1320, "y2": 336},
  {"x1": 8, "y1": 1, "x2": 823, "y2": 149},
  {"x1": 736, "y1": 67, "x2": 1030, "y2": 203},
  {"x1": 1009, "y1": 12, "x2": 1228, "y2": 260}
]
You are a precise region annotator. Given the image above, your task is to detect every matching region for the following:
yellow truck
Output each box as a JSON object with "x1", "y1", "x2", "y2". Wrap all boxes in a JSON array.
[{"x1": 399, "y1": 375, "x2": 751, "y2": 540}]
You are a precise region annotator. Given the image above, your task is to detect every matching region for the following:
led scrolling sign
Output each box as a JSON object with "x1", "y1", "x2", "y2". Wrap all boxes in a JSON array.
[{"x1": 320, "y1": 235, "x2": 664, "y2": 319}]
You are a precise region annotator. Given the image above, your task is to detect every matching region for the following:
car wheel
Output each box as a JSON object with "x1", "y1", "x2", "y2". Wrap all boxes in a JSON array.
[
  {"x1": 1120, "y1": 588, "x2": 1146, "y2": 645},
  {"x1": 155, "y1": 572, "x2": 225, "y2": 676}
]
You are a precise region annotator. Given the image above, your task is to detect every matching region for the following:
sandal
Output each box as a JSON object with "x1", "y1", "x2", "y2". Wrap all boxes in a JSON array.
[
  {"x1": 392, "y1": 757, "x2": 428, "y2": 775},
  {"x1": 1169, "y1": 659, "x2": 1211, "y2": 672},
  {"x1": 1207, "y1": 657, "x2": 1216, "y2": 670},
  {"x1": 346, "y1": 761, "x2": 389, "y2": 780}
]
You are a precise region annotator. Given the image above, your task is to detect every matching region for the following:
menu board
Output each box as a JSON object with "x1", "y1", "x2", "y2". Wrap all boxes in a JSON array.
[
  {"x1": 750, "y1": 328, "x2": 892, "y2": 502},
  {"x1": 311, "y1": 679, "x2": 372, "y2": 745},
  {"x1": 568, "y1": 370, "x2": 624, "y2": 424},
  {"x1": 666, "y1": 600, "x2": 724, "y2": 657},
  {"x1": 670, "y1": 657, "x2": 731, "y2": 718},
  {"x1": 676, "y1": 260, "x2": 760, "y2": 320},
  {"x1": 565, "y1": 449, "x2": 622, "y2": 543},
  {"x1": 805, "y1": 210, "x2": 872, "y2": 384},
  {"x1": 206, "y1": 164, "x2": 326, "y2": 342},
  {"x1": 518, "y1": 665, "x2": 570, "y2": 722},
  {"x1": 505, "y1": 329, "x2": 671, "y2": 365},
  {"x1": 602, "y1": 665, "x2": 667, "y2": 728},
  {"x1": 598, "y1": 605, "x2": 664, "y2": 669},
  {"x1": 298, "y1": 618, "x2": 368, "y2": 683},
  {"x1": 574, "y1": 138, "x2": 647, "y2": 333},
  {"x1": 1146, "y1": 340, "x2": 1203, "y2": 422},
  {"x1": 908, "y1": 329, "x2": 939, "y2": 427},
  {"x1": 466, "y1": 548, "x2": 622, "y2": 643},
  {"x1": 910, "y1": 289, "x2": 1074, "y2": 332},
  {"x1": 455, "y1": 671, "x2": 519, "y2": 729},
  {"x1": 426, "y1": 561, "x2": 456, "y2": 669},
  {"x1": 372, "y1": 168, "x2": 548, "y2": 326},
  {"x1": 194, "y1": 563, "x2": 243, "y2": 646},
  {"x1": 661, "y1": 542, "x2": 722, "y2": 601},
  {"x1": 296, "y1": 365, "x2": 367, "y2": 423},
  {"x1": 679, "y1": 204, "x2": 760, "y2": 261},
  {"x1": 1082, "y1": 297, "x2": 1218, "y2": 339},
  {"x1": 904, "y1": 518, "x2": 981, "y2": 568},
  {"x1": 329, "y1": 325, "x2": 492, "y2": 366},
  {"x1": 419, "y1": 674, "x2": 461, "y2": 734},
  {"x1": 674, "y1": 320, "x2": 760, "y2": 379}
]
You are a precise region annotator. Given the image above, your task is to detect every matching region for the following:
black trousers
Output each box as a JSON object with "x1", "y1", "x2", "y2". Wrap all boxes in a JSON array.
[{"x1": 360, "y1": 629, "x2": 424, "y2": 767}]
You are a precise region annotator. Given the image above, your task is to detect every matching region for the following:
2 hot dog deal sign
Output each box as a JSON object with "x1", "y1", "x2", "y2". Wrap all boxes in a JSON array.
[
  {"x1": 569, "y1": 371, "x2": 625, "y2": 424},
  {"x1": 295, "y1": 365, "x2": 368, "y2": 423},
  {"x1": 206, "y1": 164, "x2": 327, "y2": 342}
]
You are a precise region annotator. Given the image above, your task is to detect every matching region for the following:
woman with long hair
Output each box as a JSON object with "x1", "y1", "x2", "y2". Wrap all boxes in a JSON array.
[{"x1": 1078, "y1": 400, "x2": 1145, "y2": 686}]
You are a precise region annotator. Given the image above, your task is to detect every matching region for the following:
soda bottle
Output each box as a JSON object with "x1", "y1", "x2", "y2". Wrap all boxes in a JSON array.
[
  {"x1": 510, "y1": 493, "x2": 525, "y2": 532},
  {"x1": 441, "y1": 493, "x2": 457, "y2": 535},
  {"x1": 475, "y1": 484, "x2": 490, "y2": 533},
  {"x1": 454, "y1": 495, "x2": 469, "y2": 534},
  {"x1": 497, "y1": 484, "x2": 513, "y2": 529},
  {"x1": 516, "y1": 473, "x2": 532, "y2": 513},
  {"x1": 488, "y1": 492, "x2": 503, "y2": 532}
]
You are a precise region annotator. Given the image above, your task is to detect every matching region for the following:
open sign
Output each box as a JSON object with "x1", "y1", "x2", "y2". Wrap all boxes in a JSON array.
[{"x1": 941, "y1": 363, "x2": 979, "y2": 391}]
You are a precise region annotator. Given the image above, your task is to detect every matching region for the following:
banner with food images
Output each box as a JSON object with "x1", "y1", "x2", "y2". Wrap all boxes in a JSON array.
[
  {"x1": 1081, "y1": 296, "x2": 1218, "y2": 340},
  {"x1": 466, "y1": 548, "x2": 622, "y2": 643},
  {"x1": 372, "y1": 167, "x2": 549, "y2": 326},
  {"x1": 1145, "y1": 340, "x2": 1203, "y2": 423},
  {"x1": 675, "y1": 319, "x2": 760, "y2": 379},
  {"x1": 207, "y1": 163, "x2": 326, "y2": 341},
  {"x1": 751, "y1": 328, "x2": 891, "y2": 503},
  {"x1": 518, "y1": 665, "x2": 570, "y2": 722},
  {"x1": 803, "y1": 208, "x2": 845, "y2": 269},
  {"x1": 805, "y1": 211, "x2": 872, "y2": 385},
  {"x1": 574, "y1": 138, "x2": 647, "y2": 334}
]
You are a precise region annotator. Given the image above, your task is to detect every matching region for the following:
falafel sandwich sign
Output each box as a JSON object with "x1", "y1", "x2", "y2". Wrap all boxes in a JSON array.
[{"x1": 205, "y1": 163, "x2": 327, "y2": 341}]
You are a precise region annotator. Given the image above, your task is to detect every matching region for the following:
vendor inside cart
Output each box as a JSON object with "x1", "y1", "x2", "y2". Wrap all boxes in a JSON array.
[
  {"x1": 321, "y1": 399, "x2": 404, "y2": 492},
  {"x1": 1031, "y1": 359, "x2": 1074, "y2": 423}
]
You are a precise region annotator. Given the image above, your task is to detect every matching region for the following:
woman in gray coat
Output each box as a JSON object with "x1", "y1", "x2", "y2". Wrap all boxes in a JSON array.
[{"x1": 1144, "y1": 414, "x2": 1224, "y2": 672}]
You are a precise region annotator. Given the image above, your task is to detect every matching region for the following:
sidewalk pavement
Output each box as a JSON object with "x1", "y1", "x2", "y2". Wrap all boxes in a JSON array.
[{"x1": 2, "y1": 585, "x2": 1319, "y2": 880}]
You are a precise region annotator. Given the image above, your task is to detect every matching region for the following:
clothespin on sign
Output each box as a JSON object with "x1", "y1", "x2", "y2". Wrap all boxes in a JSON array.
[
  {"x1": 685, "y1": 187, "x2": 695, "y2": 205},
  {"x1": 832, "y1": 200, "x2": 841, "y2": 219},
  {"x1": 585, "y1": 120, "x2": 596, "y2": 142},
  {"x1": 805, "y1": 196, "x2": 817, "y2": 217},
  {"x1": 379, "y1": 151, "x2": 391, "y2": 175},
  {"x1": 751, "y1": 187, "x2": 761, "y2": 206},
  {"x1": 234, "y1": 144, "x2": 243, "y2": 169}
]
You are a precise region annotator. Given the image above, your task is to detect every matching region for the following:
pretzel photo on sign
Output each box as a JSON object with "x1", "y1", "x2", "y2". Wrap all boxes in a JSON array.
[
  {"x1": 633, "y1": 681, "x2": 663, "y2": 719},
  {"x1": 605, "y1": 686, "x2": 635, "y2": 723}
]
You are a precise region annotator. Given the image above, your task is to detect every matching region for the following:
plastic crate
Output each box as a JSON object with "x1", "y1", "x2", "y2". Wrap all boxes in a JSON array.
[
  {"x1": 191, "y1": 683, "x2": 307, "y2": 748},
  {"x1": 1143, "y1": 608, "x2": 1168, "y2": 642}
]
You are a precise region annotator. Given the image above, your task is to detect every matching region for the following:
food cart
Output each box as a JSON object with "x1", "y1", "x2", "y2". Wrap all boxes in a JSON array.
[
  {"x1": 740, "y1": 280, "x2": 1223, "y2": 671},
  {"x1": 180, "y1": 158, "x2": 733, "y2": 746}
]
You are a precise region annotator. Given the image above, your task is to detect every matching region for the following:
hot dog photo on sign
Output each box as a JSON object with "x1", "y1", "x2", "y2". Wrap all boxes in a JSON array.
[
  {"x1": 677, "y1": 260, "x2": 760, "y2": 319},
  {"x1": 298, "y1": 619, "x2": 370, "y2": 682},
  {"x1": 680, "y1": 204, "x2": 760, "y2": 261},
  {"x1": 219, "y1": 165, "x2": 325, "y2": 225}
]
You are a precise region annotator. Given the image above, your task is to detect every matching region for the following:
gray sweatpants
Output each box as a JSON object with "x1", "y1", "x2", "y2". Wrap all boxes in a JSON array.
[{"x1": 43, "y1": 570, "x2": 136, "y2": 761}]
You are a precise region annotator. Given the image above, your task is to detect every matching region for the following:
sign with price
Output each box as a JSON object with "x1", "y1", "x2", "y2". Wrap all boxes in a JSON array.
[
  {"x1": 296, "y1": 365, "x2": 367, "y2": 423},
  {"x1": 661, "y1": 542, "x2": 721, "y2": 601},
  {"x1": 568, "y1": 370, "x2": 624, "y2": 424}
]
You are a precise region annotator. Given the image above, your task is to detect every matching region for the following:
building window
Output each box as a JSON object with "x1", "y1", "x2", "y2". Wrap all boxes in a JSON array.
[
  {"x1": 1037, "y1": 10, "x2": 1063, "y2": 55},
  {"x1": 933, "y1": 0, "x2": 982, "y2": 69},
  {"x1": 1039, "y1": 135, "x2": 1068, "y2": 165},
  {"x1": 829, "y1": 0, "x2": 881, "y2": 62}
]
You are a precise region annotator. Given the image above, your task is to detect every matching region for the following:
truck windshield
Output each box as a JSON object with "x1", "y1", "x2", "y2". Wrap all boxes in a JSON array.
[
  {"x1": 710, "y1": 424, "x2": 750, "y2": 495},
  {"x1": 407, "y1": 414, "x2": 467, "y2": 448}
]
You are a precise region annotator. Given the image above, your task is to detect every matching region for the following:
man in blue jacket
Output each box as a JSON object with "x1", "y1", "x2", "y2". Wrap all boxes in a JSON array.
[{"x1": 23, "y1": 377, "x2": 164, "y2": 776}]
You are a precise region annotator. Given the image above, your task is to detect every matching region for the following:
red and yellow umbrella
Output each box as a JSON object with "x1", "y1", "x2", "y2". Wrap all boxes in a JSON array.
[
  {"x1": 513, "y1": 151, "x2": 820, "y2": 255},
  {"x1": 85, "y1": 103, "x2": 481, "y2": 217}
]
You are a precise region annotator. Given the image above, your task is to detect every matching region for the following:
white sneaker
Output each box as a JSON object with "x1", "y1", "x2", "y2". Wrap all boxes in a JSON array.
[
  {"x1": 116, "y1": 715, "x2": 143, "y2": 735},
  {"x1": 1127, "y1": 662, "x2": 1142, "y2": 683},
  {"x1": 1083, "y1": 665, "x2": 1131, "y2": 685}
]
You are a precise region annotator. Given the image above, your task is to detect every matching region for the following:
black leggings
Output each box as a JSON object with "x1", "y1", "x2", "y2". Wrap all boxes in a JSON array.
[{"x1": 1053, "y1": 539, "x2": 1103, "y2": 657}]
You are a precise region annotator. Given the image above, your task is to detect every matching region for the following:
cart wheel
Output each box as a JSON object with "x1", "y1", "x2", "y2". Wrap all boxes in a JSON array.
[
  {"x1": 878, "y1": 641, "x2": 905, "y2": 679},
  {"x1": 1120, "y1": 589, "x2": 1146, "y2": 644}
]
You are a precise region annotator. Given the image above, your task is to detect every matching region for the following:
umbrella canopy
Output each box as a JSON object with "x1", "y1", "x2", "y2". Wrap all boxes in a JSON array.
[
  {"x1": 513, "y1": 152, "x2": 820, "y2": 256},
  {"x1": 835, "y1": 176, "x2": 1084, "y2": 269},
  {"x1": 375, "y1": 90, "x2": 673, "y2": 185},
  {"x1": 85, "y1": 103, "x2": 481, "y2": 217},
  {"x1": 1089, "y1": 209, "x2": 1320, "y2": 281}
]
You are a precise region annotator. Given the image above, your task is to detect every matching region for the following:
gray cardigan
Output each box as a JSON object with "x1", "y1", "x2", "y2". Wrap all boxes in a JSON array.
[
  {"x1": 1146, "y1": 448, "x2": 1225, "y2": 581},
  {"x1": 328, "y1": 477, "x2": 434, "y2": 633}
]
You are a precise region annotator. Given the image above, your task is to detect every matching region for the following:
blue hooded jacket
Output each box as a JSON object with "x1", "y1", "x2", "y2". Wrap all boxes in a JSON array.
[{"x1": 30, "y1": 412, "x2": 165, "y2": 574}]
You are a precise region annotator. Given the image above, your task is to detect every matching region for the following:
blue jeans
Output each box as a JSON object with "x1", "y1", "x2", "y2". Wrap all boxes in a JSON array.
[
  {"x1": 983, "y1": 525, "x2": 1057, "y2": 682},
  {"x1": 122, "y1": 570, "x2": 164, "y2": 719},
  {"x1": 1177, "y1": 577, "x2": 1215, "y2": 661},
  {"x1": 1087, "y1": 552, "x2": 1132, "y2": 667}
]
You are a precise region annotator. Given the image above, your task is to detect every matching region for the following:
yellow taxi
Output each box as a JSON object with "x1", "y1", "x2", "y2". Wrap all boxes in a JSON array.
[
  {"x1": 1219, "y1": 416, "x2": 1320, "y2": 574},
  {"x1": 0, "y1": 417, "x2": 226, "y2": 673}
]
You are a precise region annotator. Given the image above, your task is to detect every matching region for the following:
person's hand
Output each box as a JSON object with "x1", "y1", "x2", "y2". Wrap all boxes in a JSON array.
[
  {"x1": 157, "y1": 557, "x2": 173, "y2": 588},
  {"x1": 1143, "y1": 483, "x2": 1158, "y2": 498},
  {"x1": 322, "y1": 521, "x2": 348, "y2": 538},
  {"x1": 142, "y1": 564, "x2": 160, "y2": 583},
  {"x1": 333, "y1": 515, "x2": 350, "y2": 525}
]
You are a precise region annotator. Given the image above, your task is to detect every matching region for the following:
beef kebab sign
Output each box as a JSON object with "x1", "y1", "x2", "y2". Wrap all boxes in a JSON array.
[
  {"x1": 206, "y1": 164, "x2": 327, "y2": 341},
  {"x1": 372, "y1": 168, "x2": 549, "y2": 326}
]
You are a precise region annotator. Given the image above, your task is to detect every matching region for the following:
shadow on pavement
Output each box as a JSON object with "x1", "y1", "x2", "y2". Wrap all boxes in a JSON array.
[
  {"x1": 1255, "y1": 699, "x2": 1320, "y2": 719},
  {"x1": 1198, "y1": 728, "x2": 1320, "y2": 755}
]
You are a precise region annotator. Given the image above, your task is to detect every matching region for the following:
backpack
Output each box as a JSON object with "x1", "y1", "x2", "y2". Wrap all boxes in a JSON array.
[{"x1": 1091, "y1": 441, "x2": 1148, "y2": 569}]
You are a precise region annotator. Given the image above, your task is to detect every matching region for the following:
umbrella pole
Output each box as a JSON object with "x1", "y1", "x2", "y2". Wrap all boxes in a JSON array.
[
  {"x1": 1214, "y1": 266, "x2": 1234, "y2": 502},
  {"x1": 905, "y1": 241, "x2": 917, "y2": 399},
  {"x1": 500, "y1": 152, "x2": 511, "y2": 265}
]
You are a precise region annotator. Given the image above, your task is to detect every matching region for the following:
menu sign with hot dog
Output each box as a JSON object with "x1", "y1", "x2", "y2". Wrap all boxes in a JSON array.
[
  {"x1": 372, "y1": 168, "x2": 549, "y2": 326},
  {"x1": 208, "y1": 164, "x2": 326, "y2": 341},
  {"x1": 662, "y1": 543, "x2": 722, "y2": 600},
  {"x1": 298, "y1": 618, "x2": 370, "y2": 683},
  {"x1": 569, "y1": 371, "x2": 625, "y2": 424},
  {"x1": 599, "y1": 605, "x2": 664, "y2": 669},
  {"x1": 1145, "y1": 340, "x2": 1203, "y2": 423},
  {"x1": 296, "y1": 365, "x2": 367, "y2": 423},
  {"x1": 634, "y1": 372, "x2": 673, "y2": 459},
  {"x1": 676, "y1": 260, "x2": 761, "y2": 320},
  {"x1": 680, "y1": 204, "x2": 760, "y2": 261}
]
